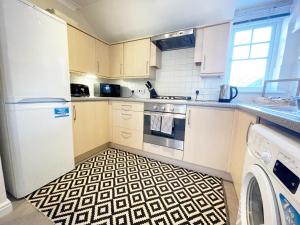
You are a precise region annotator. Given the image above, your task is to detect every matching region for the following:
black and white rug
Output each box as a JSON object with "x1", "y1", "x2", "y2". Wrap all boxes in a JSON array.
[{"x1": 26, "y1": 148, "x2": 228, "y2": 225}]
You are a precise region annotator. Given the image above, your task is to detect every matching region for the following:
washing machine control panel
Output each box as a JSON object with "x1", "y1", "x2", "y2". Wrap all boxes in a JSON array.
[{"x1": 273, "y1": 160, "x2": 300, "y2": 194}]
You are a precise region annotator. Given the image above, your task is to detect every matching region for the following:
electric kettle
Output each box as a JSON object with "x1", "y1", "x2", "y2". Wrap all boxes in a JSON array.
[{"x1": 219, "y1": 84, "x2": 238, "y2": 102}]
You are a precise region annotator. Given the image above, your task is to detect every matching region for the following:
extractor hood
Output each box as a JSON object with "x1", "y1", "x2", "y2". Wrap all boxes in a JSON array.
[{"x1": 151, "y1": 29, "x2": 195, "y2": 51}]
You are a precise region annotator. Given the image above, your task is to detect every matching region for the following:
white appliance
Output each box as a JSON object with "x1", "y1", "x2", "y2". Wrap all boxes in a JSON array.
[
  {"x1": 237, "y1": 124, "x2": 300, "y2": 225},
  {"x1": 0, "y1": 0, "x2": 74, "y2": 198}
]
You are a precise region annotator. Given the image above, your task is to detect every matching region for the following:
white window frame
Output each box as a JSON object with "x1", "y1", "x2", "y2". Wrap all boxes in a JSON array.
[{"x1": 226, "y1": 17, "x2": 283, "y2": 92}]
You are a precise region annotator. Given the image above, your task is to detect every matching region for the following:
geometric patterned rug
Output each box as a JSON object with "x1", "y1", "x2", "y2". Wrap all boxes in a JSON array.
[{"x1": 26, "y1": 148, "x2": 228, "y2": 225}]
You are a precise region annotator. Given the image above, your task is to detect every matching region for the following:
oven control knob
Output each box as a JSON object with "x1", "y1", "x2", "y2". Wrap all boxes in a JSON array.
[
  {"x1": 161, "y1": 106, "x2": 165, "y2": 111},
  {"x1": 153, "y1": 105, "x2": 158, "y2": 110}
]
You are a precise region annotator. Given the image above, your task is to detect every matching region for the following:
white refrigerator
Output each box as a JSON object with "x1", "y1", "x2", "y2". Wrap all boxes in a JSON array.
[{"x1": 0, "y1": 0, "x2": 75, "y2": 198}]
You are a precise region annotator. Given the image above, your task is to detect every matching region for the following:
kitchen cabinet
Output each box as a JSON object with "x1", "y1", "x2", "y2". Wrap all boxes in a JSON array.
[
  {"x1": 67, "y1": 25, "x2": 96, "y2": 74},
  {"x1": 229, "y1": 110, "x2": 256, "y2": 198},
  {"x1": 183, "y1": 106, "x2": 234, "y2": 171},
  {"x1": 150, "y1": 42, "x2": 162, "y2": 68},
  {"x1": 109, "y1": 43, "x2": 124, "y2": 78},
  {"x1": 124, "y1": 38, "x2": 152, "y2": 78},
  {"x1": 194, "y1": 23, "x2": 230, "y2": 75},
  {"x1": 95, "y1": 40, "x2": 110, "y2": 77},
  {"x1": 112, "y1": 102, "x2": 144, "y2": 149},
  {"x1": 72, "y1": 101, "x2": 109, "y2": 158}
]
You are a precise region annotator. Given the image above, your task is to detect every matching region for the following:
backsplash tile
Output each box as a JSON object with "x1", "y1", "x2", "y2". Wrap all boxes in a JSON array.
[{"x1": 154, "y1": 48, "x2": 224, "y2": 100}]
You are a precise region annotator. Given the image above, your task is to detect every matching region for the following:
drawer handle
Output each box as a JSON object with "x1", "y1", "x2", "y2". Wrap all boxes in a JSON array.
[
  {"x1": 121, "y1": 131, "x2": 132, "y2": 139},
  {"x1": 121, "y1": 113, "x2": 132, "y2": 120},
  {"x1": 121, "y1": 105, "x2": 132, "y2": 111}
]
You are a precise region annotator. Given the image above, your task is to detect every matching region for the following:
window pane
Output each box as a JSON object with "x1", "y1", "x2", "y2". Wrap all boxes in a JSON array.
[
  {"x1": 233, "y1": 45, "x2": 250, "y2": 60},
  {"x1": 230, "y1": 59, "x2": 267, "y2": 87},
  {"x1": 252, "y1": 27, "x2": 272, "y2": 43},
  {"x1": 234, "y1": 30, "x2": 252, "y2": 45},
  {"x1": 250, "y1": 43, "x2": 270, "y2": 58}
]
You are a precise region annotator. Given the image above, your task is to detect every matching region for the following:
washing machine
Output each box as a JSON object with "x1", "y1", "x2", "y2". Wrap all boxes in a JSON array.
[{"x1": 237, "y1": 124, "x2": 300, "y2": 225}]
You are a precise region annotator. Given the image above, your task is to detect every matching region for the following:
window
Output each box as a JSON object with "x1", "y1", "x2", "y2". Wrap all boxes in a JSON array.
[{"x1": 227, "y1": 19, "x2": 283, "y2": 91}]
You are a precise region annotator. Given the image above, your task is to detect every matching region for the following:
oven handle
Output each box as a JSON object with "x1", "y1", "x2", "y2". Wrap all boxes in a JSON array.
[{"x1": 143, "y1": 111, "x2": 186, "y2": 119}]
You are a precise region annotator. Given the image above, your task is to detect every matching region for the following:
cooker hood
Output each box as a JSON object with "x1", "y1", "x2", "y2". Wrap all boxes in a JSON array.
[{"x1": 151, "y1": 29, "x2": 195, "y2": 51}]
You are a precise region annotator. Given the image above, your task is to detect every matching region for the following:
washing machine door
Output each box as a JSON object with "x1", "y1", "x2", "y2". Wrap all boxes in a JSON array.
[{"x1": 240, "y1": 165, "x2": 280, "y2": 225}]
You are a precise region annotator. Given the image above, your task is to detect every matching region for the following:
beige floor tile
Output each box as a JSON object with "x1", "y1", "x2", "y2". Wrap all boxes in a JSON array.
[
  {"x1": 0, "y1": 197, "x2": 52, "y2": 225},
  {"x1": 223, "y1": 181, "x2": 239, "y2": 225}
]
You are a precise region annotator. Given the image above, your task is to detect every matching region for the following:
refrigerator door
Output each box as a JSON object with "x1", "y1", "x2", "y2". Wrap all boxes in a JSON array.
[
  {"x1": 3, "y1": 102, "x2": 74, "y2": 198},
  {"x1": 0, "y1": 0, "x2": 71, "y2": 103}
]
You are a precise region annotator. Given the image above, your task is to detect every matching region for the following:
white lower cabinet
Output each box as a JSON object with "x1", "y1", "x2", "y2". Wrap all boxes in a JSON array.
[
  {"x1": 112, "y1": 102, "x2": 144, "y2": 149},
  {"x1": 72, "y1": 101, "x2": 109, "y2": 157},
  {"x1": 113, "y1": 127, "x2": 143, "y2": 150},
  {"x1": 183, "y1": 106, "x2": 234, "y2": 172},
  {"x1": 229, "y1": 110, "x2": 256, "y2": 198}
]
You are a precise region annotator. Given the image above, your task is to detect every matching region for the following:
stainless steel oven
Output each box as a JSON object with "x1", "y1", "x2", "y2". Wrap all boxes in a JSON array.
[{"x1": 143, "y1": 102, "x2": 186, "y2": 150}]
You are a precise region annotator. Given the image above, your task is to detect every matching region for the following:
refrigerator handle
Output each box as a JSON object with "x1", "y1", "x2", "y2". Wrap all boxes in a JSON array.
[{"x1": 18, "y1": 98, "x2": 70, "y2": 103}]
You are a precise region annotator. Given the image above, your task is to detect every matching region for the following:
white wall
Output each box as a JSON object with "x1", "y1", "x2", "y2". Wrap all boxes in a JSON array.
[
  {"x1": 28, "y1": 0, "x2": 98, "y2": 36},
  {"x1": 280, "y1": 0, "x2": 300, "y2": 79},
  {"x1": 277, "y1": 0, "x2": 300, "y2": 96},
  {"x1": 0, "y1": 157, "x2": 12, "y2": 217}
]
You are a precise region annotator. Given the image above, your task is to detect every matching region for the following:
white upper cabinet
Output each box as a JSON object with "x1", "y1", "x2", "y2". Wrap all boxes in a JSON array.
[{"x1": 194, "y1": 23, "x2": 231, "y2": 75}]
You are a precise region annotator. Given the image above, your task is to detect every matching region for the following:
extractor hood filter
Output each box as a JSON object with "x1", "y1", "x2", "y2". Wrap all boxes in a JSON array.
[{"x1": 151, "y1": 29, "x2": 195, "y2": 51}]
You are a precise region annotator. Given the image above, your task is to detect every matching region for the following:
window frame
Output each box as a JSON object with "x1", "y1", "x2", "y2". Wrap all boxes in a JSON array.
[{"x1": 226, "y1": 17, "x2": 283, "y2": 92}]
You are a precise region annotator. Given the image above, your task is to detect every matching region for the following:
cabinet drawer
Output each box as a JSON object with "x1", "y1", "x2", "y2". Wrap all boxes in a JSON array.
[
  {"x1": 112, "y1": 101, "x2": 144, "y2": 112},
  {"x1": 112, "y1": 110, "x2": 143, "y2": 131},
  {"x1": 113, "y1": 127, "x2": 143, "y2": 149}
]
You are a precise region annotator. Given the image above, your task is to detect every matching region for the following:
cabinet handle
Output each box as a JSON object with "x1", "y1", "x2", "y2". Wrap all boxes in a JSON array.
[
  {"x1": 246, "y1": 122, "x2": 255, "y2": 145},
  {"x1": 121, "y1": 105, "x2": 132, "y2": 111},
  {"x1": 121, "y1": 131, "x2": 132, "y2": 139},
  {"x1": 146, "y1": 61, "x2": 149, "y2": 74},
  {"x1": 73, "y1": 105, "x2": 76, "y2": 121},
  {"x1": 121, "y1": 113, "x2": 132, "y2": 120},
  {"x1": 97, "y1": 61, "x2": 100, "y2": 73},
  {"x1": 187, "y1": 109, "x2": 191, "y2": 126}
]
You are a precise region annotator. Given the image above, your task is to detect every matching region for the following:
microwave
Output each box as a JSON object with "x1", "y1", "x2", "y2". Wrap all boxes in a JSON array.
[
  {"x1": 97, "y1": 83, "x2": 121, "y2": 97},
  {"x1": 70, "y1": 83, "x2": 90, "y2": 97}
]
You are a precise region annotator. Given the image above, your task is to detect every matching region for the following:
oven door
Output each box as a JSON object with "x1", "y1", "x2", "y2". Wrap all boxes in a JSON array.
[{"x1": 143, "y1": 112, "x2": 186, "y2": 150}]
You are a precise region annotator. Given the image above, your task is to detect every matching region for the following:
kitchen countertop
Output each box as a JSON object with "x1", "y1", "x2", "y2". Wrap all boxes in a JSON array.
[
  {"x1": 71, "y1": 97, "x2": 300, "y2": 133},
  {"x1": 71, "y1": 97, "x2": 237, "y2": 108}
]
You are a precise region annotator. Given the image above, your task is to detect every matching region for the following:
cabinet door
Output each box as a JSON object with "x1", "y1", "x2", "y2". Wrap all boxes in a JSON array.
[
  {"x1": 67, "y1": 25, "x2": 96, "y2": 74},
  {"x1": 72, "y1": 101, "x2": 109, "y2": 157},
  {"x1": 124, "y1": 39, "x2": 151, "y2": 78},
  {"x1": 199, "y1": 23, "x2": 230, "y2": 74},
  {"x1": 93, "y1": 101, "x2": 109, "y2": 146},
  {"x1": 72, "y1": 102, "x2": 95, "y2": 157},
  {"x1": 184, "y1": 107, "x2": 234, "y2": 171},
  {"x1": 96, "y1": 40, "x2": 110, "y2": 77},
  {"x1": 110, "y1": 43, "x2": 124, "y2": 78},
  {"x1": 230, "y1": 110, "x2": 256, "y2": 198}
]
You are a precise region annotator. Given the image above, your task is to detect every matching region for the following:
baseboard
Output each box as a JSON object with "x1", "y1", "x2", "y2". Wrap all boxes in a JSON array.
[
  {"x1": 109, "y1": 143, "x2": 233, "y2": 181},
  {"x1": 75, "y1": 143, "x2": 109, "y2": 164},
  {"x1": 0, "y1": 199, "x2": 12, "y2": 217}
]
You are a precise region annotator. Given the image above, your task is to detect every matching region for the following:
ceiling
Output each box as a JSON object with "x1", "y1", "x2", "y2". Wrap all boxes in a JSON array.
[{"x1": 69, "y1": 0, "x2": 283, "y2": 43}]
